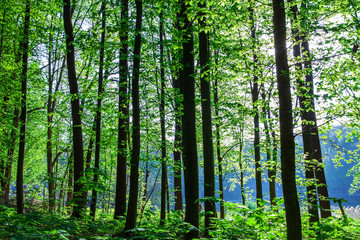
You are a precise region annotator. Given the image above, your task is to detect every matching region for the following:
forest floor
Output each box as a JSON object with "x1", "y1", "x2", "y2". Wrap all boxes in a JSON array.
[{"x1": 1, "y1": 202, "x2": 360, "y2": 239}]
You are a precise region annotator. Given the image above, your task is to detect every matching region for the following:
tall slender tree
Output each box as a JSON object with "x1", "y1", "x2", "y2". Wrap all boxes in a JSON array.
[
  {"x1": 289, "y1": 0, "x2": 319, "y2": 224},
  {"x1": 114, "y1": 0, "x2": 129, "y2": 219},
  {"x1": 272, "y1": 0, "x2": 302, "y2": 238},
  {"x1": 180, "y1": 0, "x2": 199, "y2": 238},
  {"x1": 90, "y1": 0, "x2": 106, "y2": 219},
  {"x1": 172, "y1": 6, "x2": 183, "y2": 212},
  {"x1": 63, "y1": 0, "x2": 86, "y2": 218},
  {"x1": 261, "y1": 88, "x2": 277, "y2": 207},
  {"x1": 16, "y1": 0, "x2": 31, "y2": 214},
  {"x1": 299, "y1": 0, "x2": 331, "y2": 216},
  {"x1": 198, "y1": 0, "x2": 217, "y2": 230},
  {"x1": 124, "y1": 0, "x2": 143, "y2": 231},
  {"x1": 214, "y1": 76, "x2": 224, "y2": 218},
  {"x1": 248, "y1": 1, "x2": 263, "y2": 205},
  {"x1": 159, "y1": 9, "x2": 168, "y2": 225},
  {"x1": 47, "y1": 20, "x2": 56, "y2": 212}
]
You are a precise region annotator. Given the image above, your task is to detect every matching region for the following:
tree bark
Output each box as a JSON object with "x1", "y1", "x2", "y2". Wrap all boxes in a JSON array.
[
  {"x1": 47, "y1": 22, "x2": 55, "y2": 211},
  {"x1": 16, "y1": 0, "x2": 31, "y2": 214},
  {"x1": 266, "y1": 93, "x2": 277, "y2": 207},
  {"x1": 301, "y1": 36, "x2": 331, "y2": 218},
  {"x1": 63, "y1": 0, "x2": 86, "y2": 218},
  {"x1": 289, "y1": 1, "x2": 319, "y2": 224},
  {"x1": 272, "y1": 0, "x2": 302, "y2": 238},
  {"x1": 2, "y1": 108, "x2": 19, "y2": 205},
  {"x1": 114, "y1": 0, "x2": 129, "y2": 219},
  {"x1": 214, "y1": 77, "x2": 224, "y2": 218},
  {"x1": 261, "y1": 90, "x2": 276, "y2": 208},
  {"x1": 159, "y1": 9, "x2": 167, "y2": 225},
  {"x1": 249, "y1": 2, "x2": 263, "y2": 205},
  {"x1": 90, "y1": 0, "x2": 106, "y2": 219},
  {"x1": 124, "y1": 0, "x2": 142, "y2": 231},
  {"x1": 180, "y1": 0, "x2": 199, "y2": 238},
  {"x1": 173, "y1": 10, "x2": 183, "y2": 213},
  {"x1": 198, "y1": 0, "x2": 217, "y2": 230}
]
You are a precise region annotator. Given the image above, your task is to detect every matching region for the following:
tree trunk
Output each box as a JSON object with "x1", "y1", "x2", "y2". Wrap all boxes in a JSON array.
[
  {"x1": 301, "y1": 36, "x2": 331, "y2": 218},
  {"x1": 47, "y1": 23, "x2": 55, "y2": 211},
  {"x1": 214, "y1": 77, "x2": 224, "y2": 218},
  {"x1": 114, "y1": 0, "x2": 129, "y2": 219},
  {"x1": 67, "y1": 152, "x2": 74, "y2": 214},
  {"x1": 272, "y1": 0, "x2": 302, "y2": 238},
  {"x1": 288, "y1": 1, "x2": 319, "y2": 224},
  {"x1": 266, "y1": 94, "x2": 277, "y2": 207},
  {"x1": 63, "y1": 0, "x2": 86, "y2": 218},
  {"x1": 58, "y1": 160, "x2": 69, "y2": 213},
  {"x1": 16, "y1": 0, "x2": 31, "y2": 214},
  {"x1": 173, "y1": 11, "x2": 183, "y2": 213},
  {"x1": 180, "y1": 0, "x2": 199, "y2": 238},
  {"x1": 249, "y1": 2, "x2": 263, "y2": 205},
  {"x1": 198, "y1": 0, "x2": 217, "y2": 230},
  {"x1": 237, "y1": 121, "x2": 246, "y2": 206},
  {"x1": 124, "y1": 0, "x2": 142, "y2": 231},
  {"x1": 159, "y1": 9, "x2": 167, "y2": 225},
  {"x1": 261, "y1": 90, "x2": 276, "y2": 208},
  {"x1": 90, "y1": 0, "x2": 106, "y2": 219}
]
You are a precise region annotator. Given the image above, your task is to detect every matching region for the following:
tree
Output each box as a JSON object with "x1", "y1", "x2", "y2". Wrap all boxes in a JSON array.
[
  {"x1": 63, "y1": 0, "x2": 86, "y2": 218},
  {"x1": 180, "y1": 0, "x2": 199, "y2": 238},
  {"x1": 16, "y1": 0, "x2": 31, "y2": 214},
  {"x1": 172, "y1": 5, "x2": 183, "y2": 213},
  {"x1": 114, "y1": 0, "x2": 129, "y2": 219},
  {"x1": 159, "y1": 8, "x2": 168, "y2": 225},
  {"x1": 90, "y1": 0, "x2": 106, "y2": 219},
  {"x1": 289, "y1": 0, "x2": 319, "y2": 224},
  {"x1": 272, "y1": 0, "x2": 302, "y2": 238},
  {"x1": 198, "y1": 0, "x2": 217, "y2": 230},
  {"x1": 261, "y1": 87, "x2": 277, "y2": 207},
  {"x1": 214, "y1": 74, "x2": 224, "y2": 217},
  {"x1": 124, "y1": 0, "x2": 143, "y2": 231},
  {"x1": 300, "y1": 2, "x2": 331, "y2": 217},
  {"x1": 248, "y1": 0, "x2": 263, "y2": 205}
]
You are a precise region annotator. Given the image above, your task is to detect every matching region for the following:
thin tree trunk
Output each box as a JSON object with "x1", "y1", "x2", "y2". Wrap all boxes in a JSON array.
[
  {"x1": 63, "y1": 0, "x2": 86, "y2": 218},
  {"x1": 272, "y1": 0, "x2": 302, "y2": 238},
  {"x1": 67, "y1": 152, "x2": 74, "y2": 215},
  {"x1": 249, "y1": 2, "x2": 263, "y2": 205},
  {"x1": 3, "y1": 108, "x2": 19, "y2": 205},
  {"x1": 90, "y1": 0, "x2": 106, "y2": 219},
  {"x1": 142, "y1": 155, "x2": 149, "y2": 206},
  {"x1": 124, "y1": 0, "x2": 142, "y2": 231},
  {"x1": 180, "y1": 0, "x2": 199, "y2": 238},
  {"x1": 261, "y1": 91, "x2": 274, "y2": 208},
  {"x1": 16, "y1": 0, "x2": 31, "y2": 214},
  {"x1": 214, "y1": 77, "x2": 224, "y2": 218},
  {"x1": 58, "y1": 159, "x2": 69, "y2": 213},
  {"x1": 159, "y1": 9, "x2": 167, "y2": 225},
  {"x1": 267, "y1": 94, "x2": 277, "y2": 207},
  {"x1": 301, "y1": 36, "x2": 331, "y2": 218},
  {"x1": 238, "y1": 121, "x2": 246, "y2": 206},
  {"x1": 198, "y1": 0, "x2": 217, "y2": 230},
  {"x1": 173, "y1": 12, "x2": 183, "y2": 213},
  {"x1": 47, "y1": 22, "x2": 55, "y2": 211},
  {"x1": 289, "y1": 1, "x2": 319, "y2": 224},
  {"x1": 114, "y1": 0, "x2": 129, "y2": 219}
]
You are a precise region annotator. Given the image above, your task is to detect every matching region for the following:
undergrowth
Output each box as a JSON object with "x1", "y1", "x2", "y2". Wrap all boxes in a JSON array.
[{"x1": 1, "y1": 201, "x2": 360, "y2": 239}]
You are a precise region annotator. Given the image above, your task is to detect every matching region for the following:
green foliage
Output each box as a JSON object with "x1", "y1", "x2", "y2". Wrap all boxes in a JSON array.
[{"x1": 1, "y1": 202, "x2": 360, "y2": 239}]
